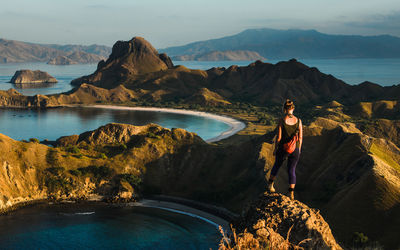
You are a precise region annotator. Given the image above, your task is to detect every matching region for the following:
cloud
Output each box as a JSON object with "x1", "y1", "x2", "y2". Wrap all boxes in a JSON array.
[{"x1": 345, "y1": 11, "x2": 400, "y2": 36}]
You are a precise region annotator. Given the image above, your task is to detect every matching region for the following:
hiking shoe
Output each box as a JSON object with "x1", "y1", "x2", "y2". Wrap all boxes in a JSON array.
[{"x1": 267, "y1": 182, "x2": 275, "y2": 193}]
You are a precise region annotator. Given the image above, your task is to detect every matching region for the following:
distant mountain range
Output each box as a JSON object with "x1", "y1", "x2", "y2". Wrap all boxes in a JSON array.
[
  {"x1": 160, "y1": 28, "x2": 400, "y2": 60},
  {"x1": 0, "y1": 38, "x2": 111, "y2": 64}
]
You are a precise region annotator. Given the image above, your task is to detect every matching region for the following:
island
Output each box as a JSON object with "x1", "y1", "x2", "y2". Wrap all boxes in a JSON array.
[
  {"x1": 10, "y1": 69, "x2": 58, "y2": 84},
  {"x1": 0, "y1": 36, "x2": 399, "y2": 249}
]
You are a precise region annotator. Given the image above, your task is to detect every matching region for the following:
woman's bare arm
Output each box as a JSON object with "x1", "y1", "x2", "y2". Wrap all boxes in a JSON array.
[
  {"x1": 274, "y1": 120, "x2": 282, "y2": 154},
  {"x1": 298, "y1": 119, "x2": 303, "y2": 152}
]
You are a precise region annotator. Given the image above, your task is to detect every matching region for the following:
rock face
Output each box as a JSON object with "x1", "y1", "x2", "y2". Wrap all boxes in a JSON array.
[
  {"x1": 47, "y1": 51, "x2": 105, "y2": 65},
  {"x1": 172, "y1": 50, "x2": 266, "y2": 61},
  {"x1": 10, "y1": 70, "x2": 57, "y2": 84},
  {"x1": 71, "y1": 37, "x2": 174, "y2": 88},
  {"x1": 227, "y1": 193, "x2": 342, "y2": 249}
]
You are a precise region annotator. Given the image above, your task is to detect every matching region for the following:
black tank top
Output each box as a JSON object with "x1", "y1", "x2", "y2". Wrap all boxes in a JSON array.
[{"x1": 280, "y1": 117, "x2": 300, "y2": 148}]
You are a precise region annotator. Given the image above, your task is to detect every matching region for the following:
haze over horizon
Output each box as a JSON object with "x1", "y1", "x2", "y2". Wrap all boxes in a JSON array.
[{"x1": 1, "y1": 0, "x2": 400, "y2": 48}]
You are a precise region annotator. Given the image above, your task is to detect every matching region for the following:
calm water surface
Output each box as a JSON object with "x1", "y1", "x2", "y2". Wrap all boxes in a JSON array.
[
  {"x1": 0, "y1": 107, "x2": 230, "y2": 141},
  {"x1": 0, "y1": 59, "x2": 399, "y2": 97},
  {"x1": 0, "y1": 203, "x2": 220, "y2": 250}
]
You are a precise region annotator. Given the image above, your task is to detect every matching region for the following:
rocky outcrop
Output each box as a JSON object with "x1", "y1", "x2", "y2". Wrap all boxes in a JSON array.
[
  {"x1": 258, "y1": 117, "x2": 400, "y2": 249},
  {"x1": 173, "y1": 50, "x2": 266, "y2": 61},
  {"x1": 10, "y1": 70, "x2": 58, "y2": 84},
  {"x1": 226, "y1": 193, "x2": 342, "y2": 249},
  {"x1": 71, "y1": 37, "x2": 174, "y2": 88},
  {"x1": 47, "y1": 51, "x2": 105, "y2": 65}
]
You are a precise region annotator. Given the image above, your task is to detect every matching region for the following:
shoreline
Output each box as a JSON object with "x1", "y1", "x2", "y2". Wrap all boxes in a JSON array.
[
  {"x1": 131, "y1": 199, "x2": 231, "y2": 231},
  {"x1": 1, "y1": 197, "x2": 233, "y2": 233},
  {"x1": 87, "y1": 105, "x2": 246, "y2": 142}
]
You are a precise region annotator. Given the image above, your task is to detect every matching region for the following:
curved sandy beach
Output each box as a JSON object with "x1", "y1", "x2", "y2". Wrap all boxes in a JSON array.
[
  {"x1": 132, "y1": 199, "x2": 231, "y2": 231},
  {"x1": 88, "y1": 105, "x2": 246, "y2": 142}
]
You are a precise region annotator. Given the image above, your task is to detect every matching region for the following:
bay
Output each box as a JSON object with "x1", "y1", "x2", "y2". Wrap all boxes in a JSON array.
[
  {"x1": 0, "y1": 107, "x2": 230, "y2": 141},
  {"x1": 0, "y1": 203, "x2": 221, "y2": 250}
]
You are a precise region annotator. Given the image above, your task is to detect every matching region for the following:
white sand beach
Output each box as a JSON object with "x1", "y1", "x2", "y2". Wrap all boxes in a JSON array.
[
  {"x1": 132, "y1": 199, "x2": 231, "y2": 231},
  {"x1": 88, "y1": 105, "x2": 246, "y2": 143}
]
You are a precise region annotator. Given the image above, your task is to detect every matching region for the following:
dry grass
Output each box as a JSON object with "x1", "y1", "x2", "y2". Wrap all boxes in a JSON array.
[{"x1": 218, "y1": 224, "x2": 310, "y2": 250}]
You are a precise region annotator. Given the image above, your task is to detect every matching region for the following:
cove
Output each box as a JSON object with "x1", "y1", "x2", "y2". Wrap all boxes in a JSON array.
[
  {"x1": 0, "y1": 203, "x2": 221, "y2": 249},
  {"x1": 0, "y1": 106, "x2": 236, "y2": 142}
]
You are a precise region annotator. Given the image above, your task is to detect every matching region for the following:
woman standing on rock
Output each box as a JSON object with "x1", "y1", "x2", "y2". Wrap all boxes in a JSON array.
[{"x1": 268, "y1": 99, "x2": 303, "y2": 200}]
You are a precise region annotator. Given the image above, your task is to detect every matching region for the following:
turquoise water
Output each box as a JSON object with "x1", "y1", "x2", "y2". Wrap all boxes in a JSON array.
[
  {"x1": 0, "y1": 59, "x2": 399, "y2": 97},
  {"x1": 0, "y1": 63, "x2": 97, "y2": 96},
  {"x1": 0, "y1": 203, "x2": 221, "y2": 250},
  {"x1": 0, "y1": 107, "x2": 230, "y2": 141}
]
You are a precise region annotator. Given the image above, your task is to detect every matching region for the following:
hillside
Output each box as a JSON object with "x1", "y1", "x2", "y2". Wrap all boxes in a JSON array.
[
  {"x1": 172, "y1": 50, "x2": 266, "y2": 61},
  {"x1": 0, "y1": 38, "x2": 110, "y2": 64},
  {"x1": 1, "y1": 36, "x2": 400, "y2": 248},
  {"x1": 47, "y1": 51, "x2": 105, "y2": 65},
  {"x1": 1, "y1": 37, "x2": 400, "y2": 108},
  {"x1": 161, "y1": 28, "x2": 400, "y2": 59}
]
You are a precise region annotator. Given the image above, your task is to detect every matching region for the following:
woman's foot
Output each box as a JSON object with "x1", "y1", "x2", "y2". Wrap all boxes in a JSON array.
[{"x1": 267, "y1": 181, "x2": 275, "y2": 193}]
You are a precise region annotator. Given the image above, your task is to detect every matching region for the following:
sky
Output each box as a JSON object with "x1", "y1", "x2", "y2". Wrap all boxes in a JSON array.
[{"x1": 1, "y1": 0, "x2": 400, "y2": 48}]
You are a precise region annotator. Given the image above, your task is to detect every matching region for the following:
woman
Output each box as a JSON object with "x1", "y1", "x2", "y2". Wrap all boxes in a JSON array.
[{"x1": 268, "y1": 99, "x2": 303, "y2": 200}]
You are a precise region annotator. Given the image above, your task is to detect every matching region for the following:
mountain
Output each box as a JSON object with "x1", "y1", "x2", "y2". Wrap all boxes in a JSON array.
[
  {"x1": 71, "y1": 37, "x2": 174, "y2": 88},
  {"x1": 0, "y1": 38, "x2": 111, "y2": 64},
  {"x1": 161, "y1": 28, "x2": 400, "y2": 59},
  {"x1": 172, "y1": 50, "x2": 266, "y2": 61},
  {"x1": 1, "y1": 36, "x2": 400, "y2": 247},
  {"x1": 2, "y1": 37, "x2": 400, "y2": 108},
  {"x1": 43, "y1": 43, "x2": 111, "y2": 58},
  {"x1": 47, "y1": 51, "x2": 106, "y2": 65}
]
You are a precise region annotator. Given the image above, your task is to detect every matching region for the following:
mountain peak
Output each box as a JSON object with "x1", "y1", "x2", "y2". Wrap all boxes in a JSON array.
[{"x1": 72, "y1": 37, "x2": 174, "y2": 88}]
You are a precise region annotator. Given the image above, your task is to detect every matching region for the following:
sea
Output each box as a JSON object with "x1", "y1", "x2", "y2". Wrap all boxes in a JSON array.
[
  {"x1": 0, "y1": 58, "x2": 399, "y2": 249},
  {"x1": 0, "y1": 203, "x2": 221, "y2": 250}
]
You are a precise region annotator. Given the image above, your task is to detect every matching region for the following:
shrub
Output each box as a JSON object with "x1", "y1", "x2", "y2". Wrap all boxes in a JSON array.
[
  {"x1": 46, "y1": 148, "x2": 58, "y2": 166},
  {"x1": 119, "y1": 174, "x2": 142, "y2": 189},
  {"x1": 352, "y1": 232, "x2": 369, "y2": 247},
  {"x1": 29, "y1": 138, "x2": 40, "y2": 143},
  {"x1": 45, "y1": 166, "x2": 65, "y2": 176},
  {"x1": 69, "y1": 169, "x2": 82, "y2": 176},
  {"x1": 77, "y1": 165, "x2": 114, "y2": 180},
  {"x1": 66, "y1": 145, "x2": 80, "y2": 154},
  {"x1": 99, "y1": 153, "x2": 108, "y2": 159}
]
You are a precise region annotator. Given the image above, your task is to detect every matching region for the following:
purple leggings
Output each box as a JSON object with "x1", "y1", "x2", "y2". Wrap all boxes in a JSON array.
[{"x1": 270, "y1": 147, "x2": 300, "y2": 185}]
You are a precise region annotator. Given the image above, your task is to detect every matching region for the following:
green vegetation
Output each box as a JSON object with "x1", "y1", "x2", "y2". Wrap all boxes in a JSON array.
[
  {"x1": 44, "y1": 166, "x2": 73, "y2": 194},
  {"x1": 46, "y1": 148, "x2": 58, "y2": 166},
  {"x1": 370, "y1": 143, "x2": 400, "y2": 172},
  {"x1": 351, "y1": 232, "x2": 369, "y2": 247},
  {"x1": 45, "y1": 166, "x2": 65, "y2": 176},
  {"x1": 29, "y1": 138, "x2": 40, "y2": 143},
  {"x1": 70, "y1": 165, "x2": 114, "y2": 181},
  {"x1": 118, "y1": 174, "x2": 142, "y2": 189},
  {"x1": 66, "y1": 145, "x2": 81, "y2": 154}
]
